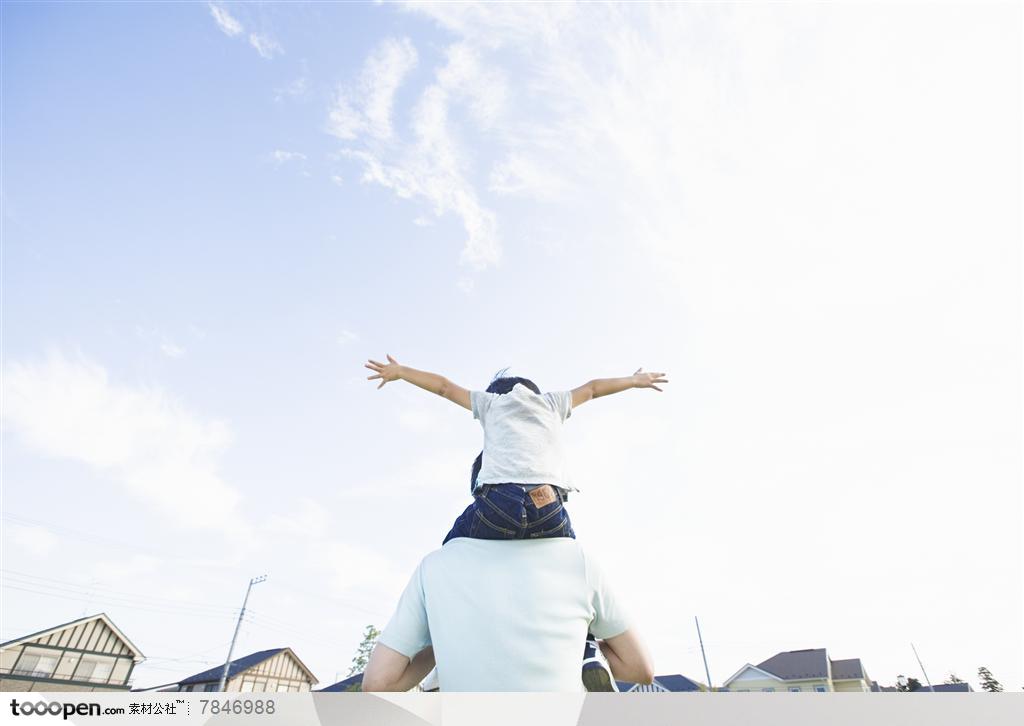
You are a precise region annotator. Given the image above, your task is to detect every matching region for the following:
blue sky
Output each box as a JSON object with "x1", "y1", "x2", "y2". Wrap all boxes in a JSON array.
[{"x1": 2, "y1": 1, "x2": 1021, "y2": 691}]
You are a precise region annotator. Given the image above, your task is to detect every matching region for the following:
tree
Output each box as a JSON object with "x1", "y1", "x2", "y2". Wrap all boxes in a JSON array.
[
  {"x1": 945, "y1": 674, "x2": 964, "y2": 684},
  {"x1": 348, "y1": 624, "x2": 381, "y2": 677},
  {"x1": 896, "y1": 675, "x2": 922, "y2": 692},
  {"x1": 977, "y1": 667, "x2": 1003, "y2": 693}
]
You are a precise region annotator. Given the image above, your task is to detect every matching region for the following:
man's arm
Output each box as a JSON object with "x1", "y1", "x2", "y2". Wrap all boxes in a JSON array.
[
  {"x1": 571, "y1": 368, "x2": 668, "y2": 408},
  {"x1": 599, "y1": 630, "x2": 654, "y2": 685},
  {"x1": 365, "y1": 354, "x2": 471, "y2": 410},
  {"x1": 362, "y1": 644, "x2": 436, "y2": 692}
]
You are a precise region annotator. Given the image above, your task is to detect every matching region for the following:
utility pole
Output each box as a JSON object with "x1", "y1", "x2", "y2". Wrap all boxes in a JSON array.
[
  {"x1": 910, "y1": 643, "x2": 935, "y2": 692},
  {"x1": 695, "y1": 617, "x2": 713, "y2": 692},
  {"x1": 218, "y1": 576, "x2": 266, "y2": 692}
]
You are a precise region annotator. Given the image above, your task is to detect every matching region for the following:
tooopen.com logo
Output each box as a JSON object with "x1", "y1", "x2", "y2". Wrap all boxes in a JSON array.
[{"x1": 9, "y1": 699, "x2": 124, "y2": 719}]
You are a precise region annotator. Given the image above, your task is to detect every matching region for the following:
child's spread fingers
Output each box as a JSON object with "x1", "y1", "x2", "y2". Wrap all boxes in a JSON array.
[
  {"x1": 652, "y1": 385, "x2": 663, "y2": 392},
  {"x1": 367, "y1": 374, "x2": 381, "y2": 380},
  {"x1": 377, "y1": 380, "x2": 386, "y2": 389},
  {"x1": 367, "y1": 359, "x2": 385, "y2": 367}
]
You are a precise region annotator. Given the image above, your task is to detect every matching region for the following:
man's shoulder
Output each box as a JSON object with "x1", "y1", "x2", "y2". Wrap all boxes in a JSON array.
[{"x1": 426, "y1": 538, "x2": 587, "y2": 566}]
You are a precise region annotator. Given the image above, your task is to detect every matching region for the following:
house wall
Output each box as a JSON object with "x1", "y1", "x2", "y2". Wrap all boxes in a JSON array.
[
  {"x1": 726, "y1": 676, "x2": 832, "y2": 692},
  {"x1": 0, "y1": 618, "x2": 140, "y2": 691}
]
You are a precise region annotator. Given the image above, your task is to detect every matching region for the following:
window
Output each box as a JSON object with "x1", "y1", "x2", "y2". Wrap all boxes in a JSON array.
[
  {"x1": 76, "y1": 656, "x2": 115, "y2": 683},
  {"x1": 789, "y1": 687, "x2": 802, "y2": 692},
  {"x1": 240, "y1": 680, "x2": 254, "y2": 692},
  {"x1": 762, "y1": 687, "x2": 775, "y2": 692},
  {"x1": 814, "y1": 685, "x2": 828, "y2": 693},
  {"x1": 276, "y1": 683, "x2": 291, "y2": 692},
  {"x1": 16, "y1": 650, "x2": 59, "y2": 679},
  {"x1": 204, "y1": 683, "x2": 218, "y2": 692}
]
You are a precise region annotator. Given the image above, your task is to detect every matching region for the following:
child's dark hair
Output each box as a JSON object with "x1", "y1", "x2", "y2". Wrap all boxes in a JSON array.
[{"x1": 470, "y1": 372, "x2": 540, "y2": 491}]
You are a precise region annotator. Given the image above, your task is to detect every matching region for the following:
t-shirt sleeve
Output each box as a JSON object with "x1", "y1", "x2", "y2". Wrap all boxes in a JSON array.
[
  {"x1": 544, "y1": 391, "x2": 573, "y2": 421},
  {"x1": 583, "y1": 551, "x2": 629, "y2": 640},
  {"x1": 378, "y1": 564, "x2": 432, "y2": 658},
  {"x1": 470, "y1": 390, "x2": 495, "y2": 422}
]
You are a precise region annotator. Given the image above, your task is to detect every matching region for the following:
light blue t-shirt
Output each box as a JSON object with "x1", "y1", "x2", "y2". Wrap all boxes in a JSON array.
[
  {"x1": 471, "y1": 384, "x2": 573, "y2": 487},
  {"x1": 378, "y1": 539, "x2": 629, "y2": 692}
]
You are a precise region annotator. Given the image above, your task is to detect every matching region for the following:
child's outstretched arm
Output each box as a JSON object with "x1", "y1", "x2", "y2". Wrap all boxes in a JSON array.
[
  {"x1": 571, "y1": 368, "x2": 668, "y2": 408},
  {"x1": 365, "y1": 354, "x2": 471, "y2": 410}
]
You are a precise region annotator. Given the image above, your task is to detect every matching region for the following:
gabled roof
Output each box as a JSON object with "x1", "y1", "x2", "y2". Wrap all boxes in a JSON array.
[
  {"x1": 0, "y1": 612, "x2": 144, "y2": 661},
  {"x1": 757, "y1": 648, "x2": 828, "y2": 680},
  {"x1": 318, "y1": 673, "x2": 363, "y2": 692},
  {"x1": 179, "y1": 648, "x2": 284, "y2": 685},
  {"x1": 831, "y1": 658, "x2": 866, "y2": 680},
  {"x1": 722, "y1": 663, "x2": 786, "y2": 686}
]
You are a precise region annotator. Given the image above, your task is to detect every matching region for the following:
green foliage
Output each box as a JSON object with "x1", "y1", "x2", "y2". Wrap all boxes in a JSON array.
[
  {"x1": 944, "y1": 674, "x2": 964, "y2": 684},
  {"x1": 348, "y1": 624, "x2": 381, "y2": 677},
  {"x1": 896, "y1": 676, "x2": 922, "y2": 692}
]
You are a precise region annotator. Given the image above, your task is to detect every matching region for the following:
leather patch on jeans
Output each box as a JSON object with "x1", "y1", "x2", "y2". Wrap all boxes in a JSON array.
[{"x1": 529, "y1": 485, "x2": 557, "y2": 508}]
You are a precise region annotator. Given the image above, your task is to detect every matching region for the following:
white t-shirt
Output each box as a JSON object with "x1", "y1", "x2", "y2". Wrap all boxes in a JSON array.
[
  {"x1": 378, "y1": 538, "x2": 629, "y2": 692},
  {"x1": 471, "y1": 384, "x2": 572, "y2": 487}
]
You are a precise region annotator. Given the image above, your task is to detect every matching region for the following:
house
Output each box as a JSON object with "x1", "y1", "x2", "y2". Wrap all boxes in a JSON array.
[
  {"x1": 722, "y1": 648, "x2": 873, "y2": 692},
  {"x1": 171, "y1": 648, "x2": 317, "y2": 692},
  {"x1": 617, "y1": 674, "x2": 706, "y2": 692},
  {"x1": 0, "y1": 613, "x2": 144, "y2": 692},
  {"x1": 910, "y1": 683, "x2": 973, "y2": 693},
  {"x1": 317, "y1": 673, "x2": 363, "y2": 692}
]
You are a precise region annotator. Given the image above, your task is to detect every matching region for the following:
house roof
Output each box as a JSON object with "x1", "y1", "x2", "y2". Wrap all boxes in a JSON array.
[
  {"x1": 179, "y1": 649, "x2": 285, "y2": 685},
  {"x1": 831, "y1": 658, "x2": 866, "y2": 680},
  {"x1": 757, "y1": 649, "x2": 829, "y2": 680},
  {"x1": 915, "y1": 683, "x2": 972, "y2": 693},
  {"x1": 651, "y1": 674, "x2": 703, "y2": 692},
  {"x1": 318, "y1": 673, "x2": 363, "y2": 692},
  {"x1": 0, "y1": 612, "x2": 144, "y2": 661},
  {"x1": 617, "y1": 674, "x2": 704, "y2": 692}
]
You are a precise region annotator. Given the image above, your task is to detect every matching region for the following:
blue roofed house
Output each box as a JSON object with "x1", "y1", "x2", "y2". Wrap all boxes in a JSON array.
[
  {"x1": 170, "y1": 648, "x2": 317, "y2": 693},
  {"x1": 317, "y1": 673, "x2": 363, "y2": 692},
  {"x1": 617, "y1": 673, "x2": 706, "y2": 692},
  {"x1": 722, "y1": 648, "x2": 873, "y2": 692}
]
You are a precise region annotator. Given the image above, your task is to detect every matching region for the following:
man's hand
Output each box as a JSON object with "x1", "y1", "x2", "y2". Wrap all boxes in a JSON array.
[
  {"x1": 366, "y1": 355, "x2": 403, "y2": 389},
  {"x1": 632, "y1": 368, "x2": 668, "y2": 392}
]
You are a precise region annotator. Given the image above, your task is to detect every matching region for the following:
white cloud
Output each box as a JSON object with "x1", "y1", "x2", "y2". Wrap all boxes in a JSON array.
[
  {"x1": 329, "y1": 38, "x2": 502, "y2": 271},
  {"x1": 328, "y1": 37, "x2": 418, "y2": 141},
  {"x1": 1, "y1": 351, "x2": 248, "y2": 538},
  {"x1": 271, "y1": 149, "x2": 306, "y2": 164},
  {"x1": 208, "y1": 3, "x2": 243, "y2": 37},
  {"x1": 159, "y1": 341, "x2": 185, "y2": 358},
  {"x1": 249, "y1": 33, "x2": 283, "y2": 60},
  {"x1": 274, "y1": 75, "x2": 309, "y2": 103},
  {"x1": 331, "y1": 174, "x2": 344, "y2": 186}
]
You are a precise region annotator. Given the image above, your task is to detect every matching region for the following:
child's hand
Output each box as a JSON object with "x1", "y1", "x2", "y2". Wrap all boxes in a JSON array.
[
  {"x1": 632, "y1": 368, "x2": 668, "y2": 392},
  {"x1": 366, "y1": 354, "x2": 403, "y2": 389}
]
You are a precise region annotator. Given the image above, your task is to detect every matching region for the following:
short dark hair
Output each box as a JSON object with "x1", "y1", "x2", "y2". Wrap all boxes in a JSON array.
[
  {"x1": 485, "y1": 376, "x2": 540, "y2": 395},
  {"x1": 471, "y1": 373, "x2": 540, "y2": 491}
]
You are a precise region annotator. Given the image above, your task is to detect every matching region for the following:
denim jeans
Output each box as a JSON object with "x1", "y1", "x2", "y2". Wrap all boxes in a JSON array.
[{"x1": 442, "y1": 484, "x2": 576, "y2": 545}]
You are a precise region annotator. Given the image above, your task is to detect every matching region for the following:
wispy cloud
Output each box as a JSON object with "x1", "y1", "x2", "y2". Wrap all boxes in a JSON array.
[
  {"x1": 208, "y1": 3, "x2": 243, "y2": 38},
  {"x1": 249, "y1": 33, "x2": 284, "y2": 60},
  {"x1": 270, "y1": 149, "x2": 307, "y2": 164},
  {"x1": 328, "y1": 38, "x2": 503, "y2": 271},
  {"x1": 2, "y1": 351, "x2": 248, "y2": 539},
  {"x1": 328, "y1": 37, "x2": 418, "y2": 141}
]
